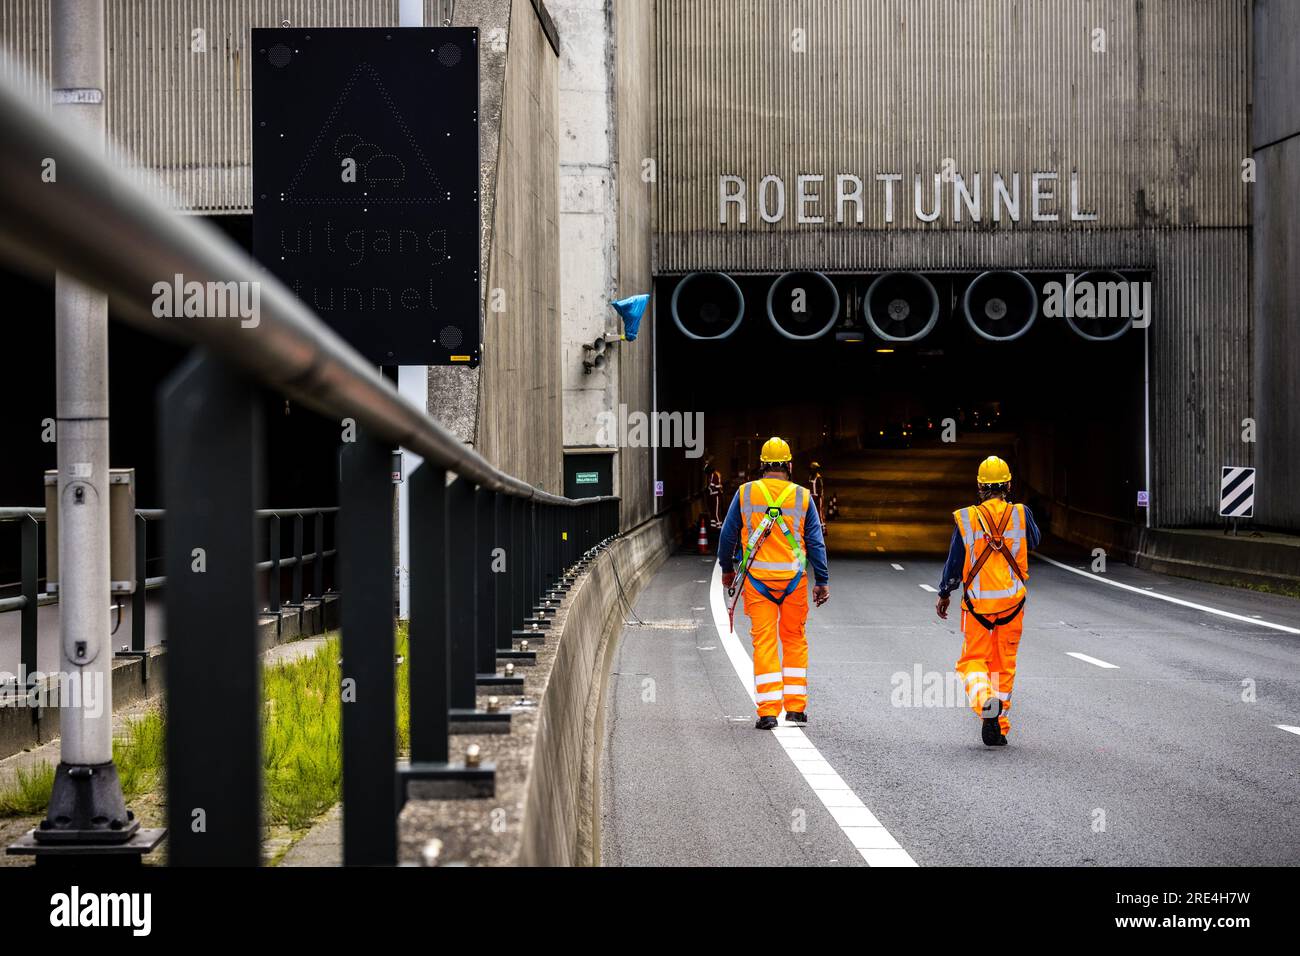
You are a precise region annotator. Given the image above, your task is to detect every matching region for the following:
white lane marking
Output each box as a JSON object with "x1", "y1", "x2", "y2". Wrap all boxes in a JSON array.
[
  {"x1": 1033, "y1": 552, "x2": 1300, "y2": 635},
  {"x1": 919, "y1": 584, "x2": 937, "y2": 593},
  {"x1": 1066, "y1": 651, "x2": 1120, "y2": 669},
  {"x1": 890, "y1": 563, "x2": 904, "y2": 571},
  {"x1": 709, "y1": 563, "x2": 917, "y2": 867},
  {"x1": 1276, "y1": 725, "x2": 1300, "y2": 737}
]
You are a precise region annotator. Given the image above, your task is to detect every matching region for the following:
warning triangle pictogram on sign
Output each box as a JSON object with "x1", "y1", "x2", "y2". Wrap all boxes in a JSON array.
[{"x1": 283, "y1": 62, "x2": 446, "y2": 206}]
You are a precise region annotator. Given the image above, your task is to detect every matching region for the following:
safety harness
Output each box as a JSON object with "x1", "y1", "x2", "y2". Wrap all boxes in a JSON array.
[
  {"x1": 960, "y1": 501, "x2": 1028, "y2": 631},
  {"x1": 726, "y1": 481, "x2": 808, "y2": 630}
]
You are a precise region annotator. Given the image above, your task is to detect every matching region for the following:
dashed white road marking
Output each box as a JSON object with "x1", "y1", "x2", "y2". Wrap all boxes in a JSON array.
[
  {"x1": 709, "y1": 563, "x2": 917, "y2": 867},
  {"x1": 1034, "y1": 552, "x2": 1300, "y2": 635},
  {"x1": 1066, "y1": 651, "x2": 1119, "y2": 669},
  {"x1": 891, "y1": 563, "x2": 904, "y2": 571},
  {"x1": 1276, "y1": 725, "x2": 1300, "y2": 737},
  {"x1": 919, "y1": 584, "x2": 938, "y2": 593}
]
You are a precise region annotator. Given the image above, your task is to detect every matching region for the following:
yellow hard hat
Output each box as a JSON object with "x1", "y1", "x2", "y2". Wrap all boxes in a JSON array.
[
  {"x1": 976, "y1": 455, "x2": 1012, "y2": 484},
  {"x1": 810, "y1": 461, "x2": 821, "y2": 469},
  {"x1": 759, "y1": 436, "x2": 792, "y2": 463}
]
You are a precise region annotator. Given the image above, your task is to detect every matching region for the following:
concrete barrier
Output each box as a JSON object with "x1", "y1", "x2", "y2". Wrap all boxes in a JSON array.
[
  {"x1": 522, "y1": 517, "x2": 675, "y2": 866},
  {"x1": 398, "y1": 515, "x2": 677, "y2": 866},
  {"x1": 1044, "y1": 502, "x2": 1300, "y2": 591}
]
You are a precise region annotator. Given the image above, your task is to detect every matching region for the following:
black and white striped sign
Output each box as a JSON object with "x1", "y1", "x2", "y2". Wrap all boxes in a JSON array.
[{"x1": 1220, "y1": 466, "x2": 1255, "y2": 518}]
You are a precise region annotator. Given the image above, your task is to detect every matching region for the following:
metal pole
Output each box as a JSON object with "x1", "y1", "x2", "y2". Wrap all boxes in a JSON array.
[
  {"x1": 131, "y1": 513, "x2": 146, "y2": 652},
  {"x1": 447, "y1": 478, "x2": 477, "y2": 705},
  {"x1": 313, "y1": 510, "x2": 325, "y2": 597},
  {"x1": 268, "y1": 513, "x2": 281, "y2": 624},
  {"x1": 291, "y1": 512, "x2": 304, "y2": 604},
  {"x1": 39, "y1": 0, "x2": 133, "y2": 845},
  {"x1": 495, "y1": 493, "x2": 511, "y2": 650},
  {"x1": 339, "y1": 428, "x2": 398, "y2": 866},
  {"x1": 19, "y1": 515, "x2": 38, "y2": 686},
  {"x1": 394, "y1": 0, "x2": 426, "y2": 623},
  {"x1": 408, "y1": 464, "x2": 449, "y2": 764},
  {"x1": 161, "y1": 351, "x2": 261, "y2": 865},
  {"x1": 475, "y1": 487, "x2": 496, "y2": 676}
]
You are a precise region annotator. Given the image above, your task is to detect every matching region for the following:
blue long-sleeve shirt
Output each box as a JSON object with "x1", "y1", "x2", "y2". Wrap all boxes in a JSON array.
[
  {"x1": 717, "y1": 484, "x2": 829, "y2": 586},
  {"x1": 937, "y1": 504, "x2": 1040, "y2": 597}
]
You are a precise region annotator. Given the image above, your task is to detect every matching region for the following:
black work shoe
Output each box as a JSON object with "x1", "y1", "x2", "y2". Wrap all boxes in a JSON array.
[
  {"x1": 784, "y1": 711, "x2": 807, "y2": 724},
  {"x1": 755, "y1": 716, "x2": 778, "y2": 730},
  {"x1": 980, "y1": 699, "x2": 1007, "y2": 747}
]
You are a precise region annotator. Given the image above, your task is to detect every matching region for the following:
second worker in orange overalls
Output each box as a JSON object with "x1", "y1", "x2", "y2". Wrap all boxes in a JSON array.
[
  {"x1": 935, "y1": 456, "x2": 1041, "y2": 747},
  {"x1": 718, "y1": 437, "x2": 830, "y2": 730}
]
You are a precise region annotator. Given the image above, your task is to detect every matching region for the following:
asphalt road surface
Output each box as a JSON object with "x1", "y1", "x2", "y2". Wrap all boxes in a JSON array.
[{"x1": 600, "y1": 548, "x2": 1300, "y2": 866}]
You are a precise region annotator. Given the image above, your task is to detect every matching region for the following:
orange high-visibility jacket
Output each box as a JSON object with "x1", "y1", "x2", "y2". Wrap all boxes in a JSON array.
[
  {"x1": 740, "y1": 478, "x2": 809, "y2": 584},
  {"x1": 954, "y1": 499, "x2": 1029, "y2": 614}
]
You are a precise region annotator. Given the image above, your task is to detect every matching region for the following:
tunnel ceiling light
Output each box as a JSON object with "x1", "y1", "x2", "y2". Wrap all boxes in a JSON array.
[
  {"x1": 875, "y1": 348, "x2": 895, "y2": 354},
  {"x1": 836, "y1": 330, "x2": 865, "y2": 343}
]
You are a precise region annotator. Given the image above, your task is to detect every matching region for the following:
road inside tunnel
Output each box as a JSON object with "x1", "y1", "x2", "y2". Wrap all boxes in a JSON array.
[{"x1": 655, "y1": 273, "x2": 1148, "y2": 556}]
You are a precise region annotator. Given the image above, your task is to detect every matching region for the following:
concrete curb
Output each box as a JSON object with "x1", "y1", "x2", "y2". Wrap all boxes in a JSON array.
[
  {"x1": 518, "y1": 519, "x2": 675, "y2": 865},
  {"x1": 396, "y1": 517, "x2": 675, "y2": 866},
  {"x1": 1047, "y1": 505, "x2": 1300, "y2": 592}
]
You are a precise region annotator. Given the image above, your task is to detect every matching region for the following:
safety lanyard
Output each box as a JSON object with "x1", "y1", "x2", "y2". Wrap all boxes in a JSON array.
[
  {"x1": 749, "y1": 481, "x2": 806, "y2": 571},
  {"x1": 962, "y1": 501, "x2": 1025, "y2": 591}
]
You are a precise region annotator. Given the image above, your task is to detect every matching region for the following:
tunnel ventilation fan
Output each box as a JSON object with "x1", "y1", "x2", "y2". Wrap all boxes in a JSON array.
[
  {"x1": 963, "y1": 271, "x2": 1038, "y2": 342},
  {"x1": 670, "y1": 272, "x2": 746, "y2": 340},
  {"x1": 863, "y1": 272, "x2": 940, "y2": 342},
  {"x1": 765, "y1": 271, "x2": 841, "y2": 341},
  {"x1": 1064, "y1": 271, "x2": 1135, "y2": 342}
]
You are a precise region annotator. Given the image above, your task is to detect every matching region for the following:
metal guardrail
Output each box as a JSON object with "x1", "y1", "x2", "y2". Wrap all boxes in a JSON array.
[
  {"x1": 0, "y1": 66, "x2": 620, "y2": 865},
  {"x1": 0, "y1": 506, "x2": 338, "y2": 674}
]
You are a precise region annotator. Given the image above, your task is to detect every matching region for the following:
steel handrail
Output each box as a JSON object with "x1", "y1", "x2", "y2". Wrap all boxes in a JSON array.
[{"x1": 0, "y1": 65, "x2": 612, "y2": 510}]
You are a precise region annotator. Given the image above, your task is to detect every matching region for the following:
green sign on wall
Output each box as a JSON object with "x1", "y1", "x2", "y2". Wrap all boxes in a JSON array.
[{"x1": 575, "y1": 472, "x2": 599, "y2": 485}]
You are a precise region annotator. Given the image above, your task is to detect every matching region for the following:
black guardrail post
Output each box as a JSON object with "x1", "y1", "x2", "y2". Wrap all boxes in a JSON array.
[
  {"x1": 313, "y1": 511, "x2": 325, "y2": 597},
  {"x1": 446, "y1": 477, "x2": 478, "y2": 703},
  {"x1": 161, "y1": 351, "x2": 262, "y2": 866},
  {"x1": 401, "y1": 464, "x2": 494, "y2": 800},
  {"x1": 268, "y1": 513, "x2": 280, "y2": 632},
  {"x1": 511, "y1": 496, "x2": 525, "y2": 626},
  {"x1": 475, "y1": 487, "x2": 496, "y2": 676},
  {"x1": 19, "y1": 514, "x2": 37, "y2": 689},
  {"x1": 408, "y1": 463, "x2": 448, "y2": 764},
  {"x1": 291, "y1": 512, "x2": 304, "y2": 605},
  {"x1": 131, "y1": 513, "x2": 146, "y2": 653},
  {"x1": 338, "y1": 427, "x2": 397, "y2": 866},
  {"x1": 494, "y1": 493, "x2": 511, "y2": 652}
]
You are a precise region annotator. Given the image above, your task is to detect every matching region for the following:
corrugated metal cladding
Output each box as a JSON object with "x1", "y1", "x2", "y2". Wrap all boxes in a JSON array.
[
  {"x1": 0, "y1": 1, "x2": 401, "y2": 212},
  {"x1": 655, "y1": 0, "x2": 1251, "y2": 528}
]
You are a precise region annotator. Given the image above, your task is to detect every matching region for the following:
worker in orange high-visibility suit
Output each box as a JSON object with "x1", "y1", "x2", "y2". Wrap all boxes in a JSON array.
[
  {"x1": 718, "y1": 437, "x2": 830, "y2": 729},
  {"x1": 935, "y1": 456, "x2": 1040, "y2": 746}
]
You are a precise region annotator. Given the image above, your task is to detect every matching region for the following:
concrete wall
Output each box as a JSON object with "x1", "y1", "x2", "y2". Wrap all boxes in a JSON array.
[
  {"x1": 1252, "y1": 0, "x2": 1300, "y2": 531},
  {"x1": 457, "y1": 0, "x2": 566, "y2": 492},
  {"x1": 548, "y1": 0, "x2": 657, "y2": 526},
  {"x1": 652, "y1": 0, "x2": 1254, "y2": 529},
  {"x1": 612, "y1": 0, "x2": 656, "y2": 527},
  {"x1": 0, "y1": 0, "x2": 569, "y2": 497}
]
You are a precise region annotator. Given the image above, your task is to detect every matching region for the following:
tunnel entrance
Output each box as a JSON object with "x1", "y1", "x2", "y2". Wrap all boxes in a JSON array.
[{"x1": 655, "y1": 272, "x2": 1148, "y2": 556}]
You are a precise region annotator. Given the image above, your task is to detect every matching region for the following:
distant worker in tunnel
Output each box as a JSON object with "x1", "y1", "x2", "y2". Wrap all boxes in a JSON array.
[
  {"x1": 809, "y1": 461, "x2": 826, "y2": 521},
  {"x1": 706, "y1": 459, "x2": 724, "y2": 528},
  {"x1": 718, "y1": 437, "x2": 830, "y2": 730},
  {"x1": 935, "y1": 456, "x2": 1040, "y2": 747}
]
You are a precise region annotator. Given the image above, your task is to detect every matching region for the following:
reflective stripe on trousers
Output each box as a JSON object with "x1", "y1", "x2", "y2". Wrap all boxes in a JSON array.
[{"x1": 742, "y1": 577, "x2": 810, "y2": 717}]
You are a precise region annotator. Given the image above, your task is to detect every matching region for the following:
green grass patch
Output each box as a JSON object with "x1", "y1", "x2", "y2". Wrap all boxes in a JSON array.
[{"x1": 0, "y1": 623, "x2": 411, "y2": 833}]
